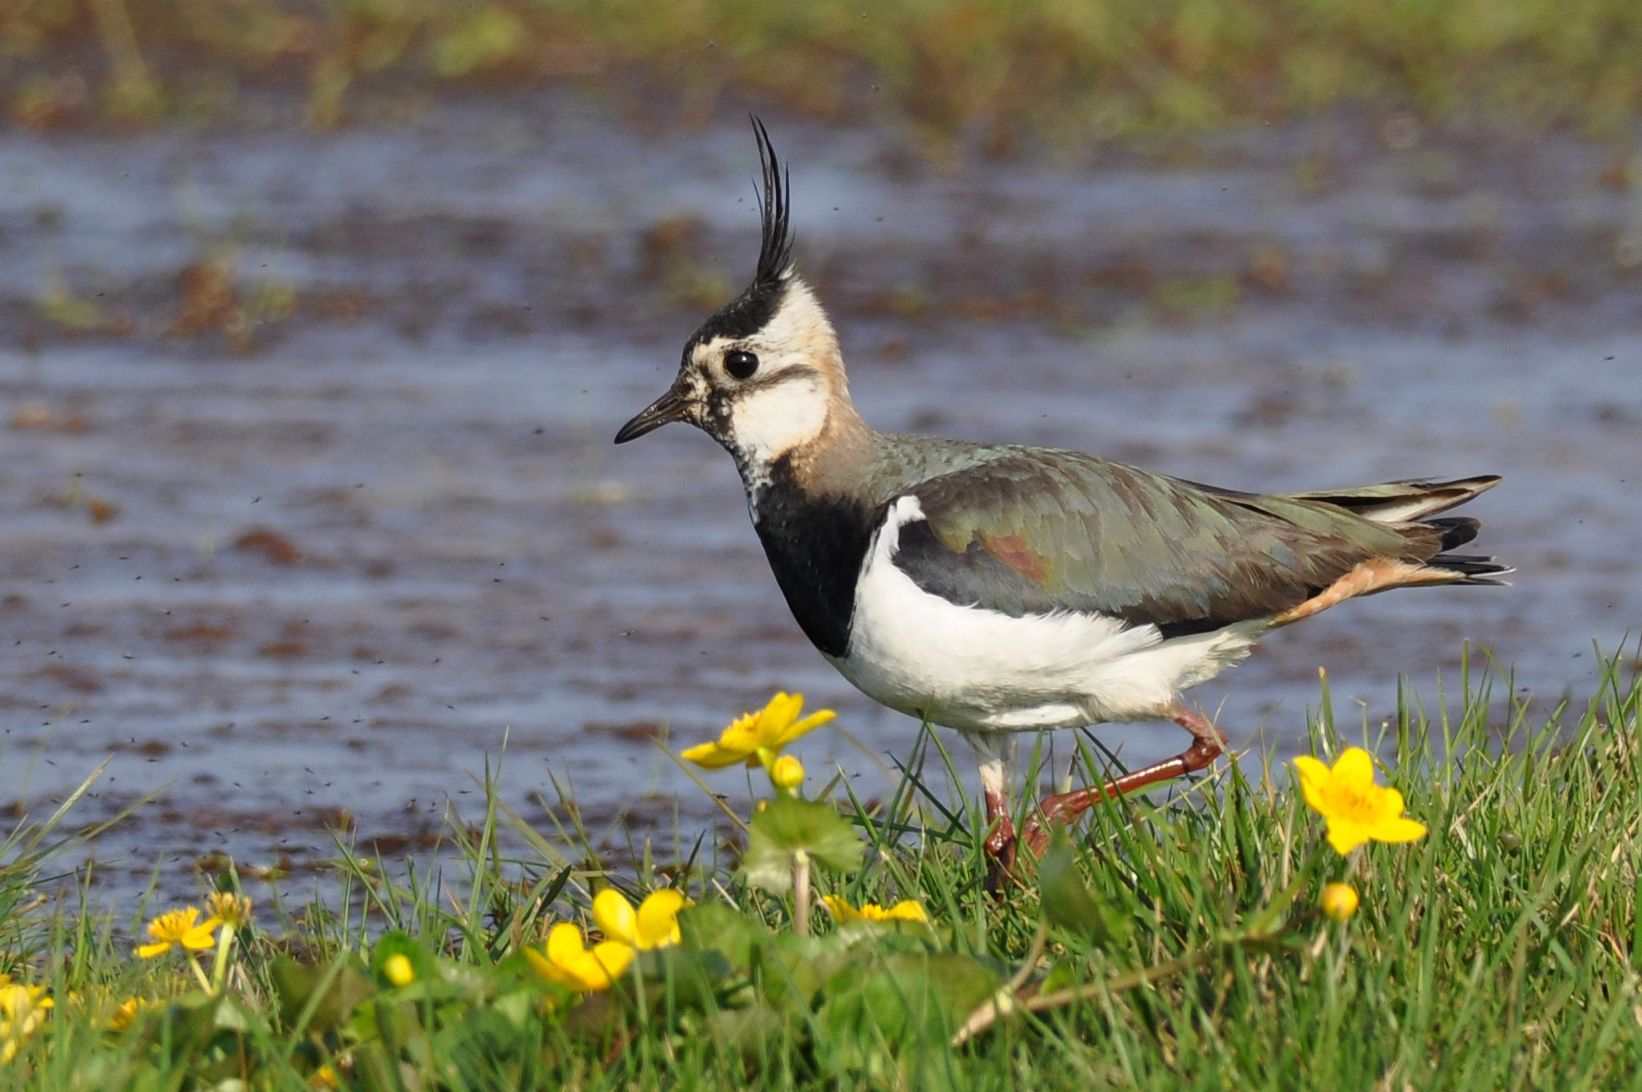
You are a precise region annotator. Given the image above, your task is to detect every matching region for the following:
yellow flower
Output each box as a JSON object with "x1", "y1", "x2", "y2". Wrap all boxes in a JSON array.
[
  {"x1": 1, "y1": 980, "x2": 53, "y2": 1063},
  {"x1": 681, "y1": 692, "x2": 835, "y2": 770},
  {"x1": 769, "y1": 754, "x2": 805, "y2": 793},
  {"x1": 524, "y1": 923, "x2": 634, "y2": 992},
  {"x1": 592, "y1": 888, "x2": 689, "y2": 951},
  {"x1": 108, "y1": 997, "x2": 158, "y2": 1033},
  {"x1": 135, "y1": 907, "x2": 219, "y2": 959},
  {"x1": 1293, "y1": 747, "x2": 1428, "y2": 856},
  {"x1": 820, "y1": 895, "x2": 930, "y2": 925},
  {"x1": 1320, "y1": 882, "x2": 1360, "y2": 922},
  {"x1": 383, "y1": 953, "x2": 415, "y2": 987},
  {"x1": 206, "y1": 892, "x2": 253, "y2": 929}
]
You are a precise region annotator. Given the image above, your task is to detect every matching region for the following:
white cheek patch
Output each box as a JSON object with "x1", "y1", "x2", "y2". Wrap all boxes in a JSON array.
[{"x1": 729, "y1": 375, "x2": 829, "y2": 463}]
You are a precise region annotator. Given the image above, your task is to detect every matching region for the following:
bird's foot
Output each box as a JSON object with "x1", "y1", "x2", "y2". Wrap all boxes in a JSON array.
[{"x1": 981, "y1": 785, "x2": 1019, "y2": 896}]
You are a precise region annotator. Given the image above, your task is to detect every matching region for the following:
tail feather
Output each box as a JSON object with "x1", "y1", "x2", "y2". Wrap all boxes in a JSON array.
[
  {"x1": 1425, "y1": 516, "x2": 1480, "y2": 551},
  {"x1": 1284, "y1": 474, "x2": 1502, "y2": 523},
  {"x1": 1425, "y1": 551, "x2": 1513, "y2": 584},
  {"x1": 1298, "y1": 474, "x2": 1512, "y2": 585}
]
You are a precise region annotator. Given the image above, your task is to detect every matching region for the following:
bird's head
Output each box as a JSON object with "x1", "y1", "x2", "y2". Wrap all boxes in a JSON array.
[{"x1": 615, "y1": 119, "x2": 856, "y2": 475}]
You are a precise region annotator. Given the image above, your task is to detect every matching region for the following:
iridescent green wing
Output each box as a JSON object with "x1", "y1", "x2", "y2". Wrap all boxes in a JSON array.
[{"x1": 890, "y1": 451, "x2": 1423, "y2": 632}]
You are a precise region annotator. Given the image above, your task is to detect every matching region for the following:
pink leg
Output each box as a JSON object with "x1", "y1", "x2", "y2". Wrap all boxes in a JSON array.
[
  {"x1": 1020, "y1": 705, "x2": 1227, "y2": 857},
  {"x1": 983, "y1": 780, "x2": 1017, "y2": 891},
  {"x1": 968, "y1": 736, "x2": 1018, "y2": 893}
]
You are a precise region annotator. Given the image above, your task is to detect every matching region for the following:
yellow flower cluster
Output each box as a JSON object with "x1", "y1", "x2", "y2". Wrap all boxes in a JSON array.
[
  {"x1": 0, "y1": 974, "x2": 53, "y2": 1064},
  {"x1": 525, "y1": 888, "x2": 690, "y2": 993}
]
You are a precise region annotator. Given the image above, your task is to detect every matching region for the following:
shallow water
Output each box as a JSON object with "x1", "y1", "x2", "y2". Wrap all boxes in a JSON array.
[{"x1": 2, "y1": 97, "x2": 1638, "y2": 904}]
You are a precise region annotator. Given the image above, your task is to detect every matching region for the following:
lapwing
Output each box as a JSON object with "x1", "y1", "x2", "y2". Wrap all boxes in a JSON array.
[{"x1": 615, "y1": 119, "x2": 1508, "y2": 872}]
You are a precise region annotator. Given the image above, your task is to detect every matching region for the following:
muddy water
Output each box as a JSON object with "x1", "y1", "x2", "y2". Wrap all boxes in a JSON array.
[{"x1": 2, "y1": 99, "x2": 1638, "y2": 905}]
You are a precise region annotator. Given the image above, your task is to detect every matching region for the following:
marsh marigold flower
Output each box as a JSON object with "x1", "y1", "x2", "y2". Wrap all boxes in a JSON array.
[
  {"x1": 135, "y1": 907, "x2": 219, "y2": 959},
  {"x1": 820, "y1": 895, "x2": 930, "y2": 925},
  {"x1": 524, "y1": 924, "x2": 634, "y2": 992},
  {"x1": 1, "y1": 977, "x2": 53, "y2": 1063},
  {"x1": 1320, "y1": 883, "x2": 1360, "y2": 922},
  {"x1": 1294, "y1": 747, "x2": 1428, "y2": 856},
  {"x1": 593, "y1": 888, "x2": 689, "y2": 951},
  {"x1": 681, "y1": 691, "x2": 835, "y2": 771}
]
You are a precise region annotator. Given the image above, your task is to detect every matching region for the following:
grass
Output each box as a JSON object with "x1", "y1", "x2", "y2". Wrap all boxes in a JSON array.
[
  {"x1": 2, "y1": 652, "x2": 1640, "y2": 1087},
  {"x1": 4, "y1": 0, "x2": 1642, "y2": 142}
]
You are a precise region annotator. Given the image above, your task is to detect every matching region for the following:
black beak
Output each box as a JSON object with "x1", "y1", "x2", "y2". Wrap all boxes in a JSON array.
[{"x1": 614, "y1": 387, "x2": 691, "y2": 444}]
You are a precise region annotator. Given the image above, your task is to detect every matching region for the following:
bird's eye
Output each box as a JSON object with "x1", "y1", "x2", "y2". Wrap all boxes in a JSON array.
[{"x1": 724, "y1": 350, "x2": 760, "y2": 380}]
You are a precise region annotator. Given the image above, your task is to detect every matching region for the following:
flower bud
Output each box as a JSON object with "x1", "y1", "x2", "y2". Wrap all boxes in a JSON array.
[
  {"x1": 1320, "y1": 882, "x2": 1359, "y2": 922},
  {"x1": 383, "y1": 953, "x2": 415, "y2": 987},
  {"x1": 769, "y1": 754, "x2": 805, "y2": 792}
]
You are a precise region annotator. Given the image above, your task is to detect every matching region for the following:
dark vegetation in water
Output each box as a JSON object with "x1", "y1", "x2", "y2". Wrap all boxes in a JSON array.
[{"x1": 6, "y1": 0, "x2": 1642, "y2": 141}]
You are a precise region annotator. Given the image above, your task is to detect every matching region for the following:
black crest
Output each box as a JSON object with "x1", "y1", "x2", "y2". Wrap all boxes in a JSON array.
[
  {"x1": 752, "y1": 115, "x2": 794, "y2": 287},
  {"x1": 685, "y1": 117, "x2": 798, "y2": 348}
]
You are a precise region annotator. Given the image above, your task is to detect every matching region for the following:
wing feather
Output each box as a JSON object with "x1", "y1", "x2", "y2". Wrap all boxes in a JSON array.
[{"x1": 889, "y1": 452, "x2": 1427, "y2": 632}]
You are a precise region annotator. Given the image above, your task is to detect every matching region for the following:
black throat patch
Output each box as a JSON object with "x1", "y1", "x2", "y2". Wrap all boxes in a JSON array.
[{"x1": 750, "y1": 455, "x2": 881, "y2": 659}]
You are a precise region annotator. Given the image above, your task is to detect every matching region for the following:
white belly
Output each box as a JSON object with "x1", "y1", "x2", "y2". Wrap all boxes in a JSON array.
[{"x1": 825, "y1": 496, "x2": 1266, "y2": 734}]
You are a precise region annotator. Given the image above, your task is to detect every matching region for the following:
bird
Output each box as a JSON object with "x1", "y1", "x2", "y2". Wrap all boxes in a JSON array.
[{"x1": 614, "y1": 118, "x2": 1508, "y2": 875}]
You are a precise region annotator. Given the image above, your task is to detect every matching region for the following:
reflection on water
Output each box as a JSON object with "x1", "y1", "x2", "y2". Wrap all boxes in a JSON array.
[{"x1": 1, "y1": 100, "x2": 1638, "y2": 902}]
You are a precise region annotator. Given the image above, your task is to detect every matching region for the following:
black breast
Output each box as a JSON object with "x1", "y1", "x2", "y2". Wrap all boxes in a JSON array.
[{"x1": 750, "y1": 458, "x2": 882, "y2": 658}]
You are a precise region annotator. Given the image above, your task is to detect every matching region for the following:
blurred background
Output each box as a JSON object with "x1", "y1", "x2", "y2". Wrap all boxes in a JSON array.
[{"x1": 1, "y1": 0, "x2": 1639, "y2": 902}]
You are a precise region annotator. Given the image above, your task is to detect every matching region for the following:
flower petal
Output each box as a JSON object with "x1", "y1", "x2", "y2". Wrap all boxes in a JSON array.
[
  {"x1": 819, "y1": 895, "x2": 856, "y2": 921},
  {"x1": 1325, "y1": 817, "x2": 1373, "y2": 856},
  {"x1": 134, "y1": 941, "x2": 171, "y2": 960},
  {"x1": 592, "y1": 890, "x2": 638, "y2": 946},
  {"x1": 545, "y1": 922, "x2": 586, "y2": 966},
  {"x1": 635, "y1": 890, "x2": 688, "y2": 949},
  {"x1": 523, "y1": 945, "x2": 576, "y2": 990},
  {"x1": 884, "y1": 900, "x2": 929, "y2": 923},
  {"x1": 1332, "y1": 748, "x2": 1376, "y2": 793},
  {"x1": 758, "y1": 692, "x2": 803, "y2": 742},
  {"x1": 1292, "y1": 755, "x2": 1331, "y2": 813},
  {"x1": 589, "y1": 941, "x2": 635, "y2": 983},
  {"x1": 180, "y1": 923, "x2": 219, "y2": 951},
  {"x1": 717, "y1": 711, "x2": 763, "y2": 752},
  {"x1": 777, "y1": 708, "x2": 836, "y2": 747},
  {"x1": 1371, "y1": 815, "x2": 1428, "y2": 843},
  {"x1": 680, "y1": 741, "x2": 748, "y2": 769}
]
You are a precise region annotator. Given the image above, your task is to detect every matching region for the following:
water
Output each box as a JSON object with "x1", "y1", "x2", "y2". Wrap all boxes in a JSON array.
[{"x1": 2, "y1": 97, "x2": 1638, "y2": 904}]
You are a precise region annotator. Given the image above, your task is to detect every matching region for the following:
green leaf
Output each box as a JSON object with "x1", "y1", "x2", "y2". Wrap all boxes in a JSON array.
[
  {"x1": 752, "y1": 932, "x2": 838, "y2": 1011},
  {"x1": 697, "y1": 1006, "x2": 796, "y2": 1059},
  {"x1": 741, "y1": 796, "x2": 865, "y2": 893},
  {"x1": 814, "y1": 952, "x2": 997, "y2": 1079},
  {"x1": 634, "y1": 945, "x2": 733, "y2": 1014},
  {"x1": 370, "y1": 930, "x2": 440, "y2": 989},
  {"x1": 1038, "y1": 830, "x2": 1129, "y2": 947},
  {"x1": 679, "y1": 901, "x2": 764, "y2": 973},
  {"x1": 270, "y1": 954, "x2": 376, "y2": 1035}
]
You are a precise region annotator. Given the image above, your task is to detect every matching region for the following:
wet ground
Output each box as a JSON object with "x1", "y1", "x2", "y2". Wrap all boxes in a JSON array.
[{"x1": 2, "y1": 94, "x2": 1639, "y2": 906}]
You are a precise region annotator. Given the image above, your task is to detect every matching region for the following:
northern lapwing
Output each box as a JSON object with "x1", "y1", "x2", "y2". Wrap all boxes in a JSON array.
[{"x1": 615, "y1": 120, "x2": 1508, "y2": 873}]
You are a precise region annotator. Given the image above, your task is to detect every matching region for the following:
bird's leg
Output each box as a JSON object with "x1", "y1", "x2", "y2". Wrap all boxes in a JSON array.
[
  {"x1": 967, "y1": 735, "x2": 1017, "y2": 892},
  {"x1": 1020, "y1": 704, "x2": 1227, "y2": 857}
]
